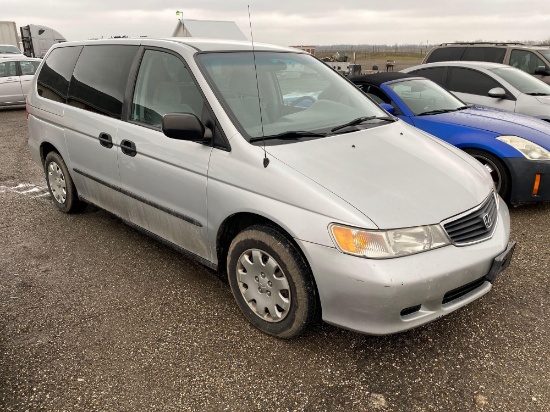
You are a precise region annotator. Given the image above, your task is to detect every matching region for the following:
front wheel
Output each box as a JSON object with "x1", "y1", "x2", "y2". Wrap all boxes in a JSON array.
[
  {"x1": 227, "y1": 225, "x2": 319, "y2": 339},
  {"x1": 464, "y1": 149, "x2": 511, "y2": 201},
  {"x1": 44, "y1": 152, "x2": 85, "y2": 213}
]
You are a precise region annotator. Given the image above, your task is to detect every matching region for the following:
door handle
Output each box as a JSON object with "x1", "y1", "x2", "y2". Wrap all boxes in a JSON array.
[
  {"x1": 120, "y1": 139, "x2": 137, "y2": 157},
  {"x1": 98, "y1": 132, "x2": 113, "y2": 148}
]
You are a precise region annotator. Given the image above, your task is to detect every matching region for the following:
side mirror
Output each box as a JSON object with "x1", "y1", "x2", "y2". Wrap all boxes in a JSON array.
[
  {"x1": 534, "y1": 66, "x2": 550, "y2": 76},
  {"x1": 380, "y1": 103, "x2": 395, "y2": 114},
  {"x1": 162, "y1": 113, "x2": 211, "y2": 142},
  {"x1": 488, "y1": 87, "x2": 506, "y2": 99}
]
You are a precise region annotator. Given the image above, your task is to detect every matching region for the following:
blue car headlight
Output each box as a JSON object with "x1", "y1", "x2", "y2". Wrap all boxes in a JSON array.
[{"x1": 496, "y1": 136, "x2": 550, "y2": 160}]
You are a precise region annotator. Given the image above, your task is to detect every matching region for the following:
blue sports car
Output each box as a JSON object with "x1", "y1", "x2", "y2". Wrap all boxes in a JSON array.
[{"x1": 350, "y1": 72, "x2": 550, "y2": 204}]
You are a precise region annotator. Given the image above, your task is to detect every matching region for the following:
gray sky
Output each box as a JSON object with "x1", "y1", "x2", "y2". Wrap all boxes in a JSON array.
[{"x1": 3, "y1": 0, "x2": 550, "y2": 46}]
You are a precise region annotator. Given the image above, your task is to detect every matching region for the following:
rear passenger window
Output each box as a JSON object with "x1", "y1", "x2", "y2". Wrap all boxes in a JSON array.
[
  {"x1": 37, "y1": 46, "x2": 82, "y2": 103},
  {"x1": 409, "y1": 67, "x2": 447, "y2": 86},
  {"x1": 462, "y1": 47, "x2": 506, "y2": 63},
  {"x1": 448, "y1": 67, "x2": 501, "y2": 96},
  {"x1": 0, "y1": 61, "x2": 17, "y2": 77},
  {"x1": 67, "y1": 45, "x2": 138, "y2": 118},
  {"x1": 425, "y1": 47, "x2": 466, "y2": 63},
  {"x1": 131, "y1": 50, "x2": 204, "y2": 128}
]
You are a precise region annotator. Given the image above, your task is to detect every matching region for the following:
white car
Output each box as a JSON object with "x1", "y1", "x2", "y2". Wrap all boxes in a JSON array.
[
  {"x1": 403, "y1": 61, "x2": 550, "y2": 122},
  {"x1": 0, "y1": 44, "x2": 24, "y2": 59},
  {"x1": 0, "y1": 57, "x2": 41, "y2": 107}
]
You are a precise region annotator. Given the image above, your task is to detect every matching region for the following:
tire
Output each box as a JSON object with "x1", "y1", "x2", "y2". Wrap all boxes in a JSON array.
[
  {"x1": 44, "y1": 151, "x2": 85, "y2": 213},
  {"x1": 464, "y1": 149, "x2": 511, "y2": 201},
  {"x1": 227, "y1": 225, "x2": 319, "y2": 339}
]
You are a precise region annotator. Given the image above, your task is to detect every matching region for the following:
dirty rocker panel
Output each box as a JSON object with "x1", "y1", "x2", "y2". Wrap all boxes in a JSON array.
[{"x1": 73, "y1": 168, "x2": 203, "y2": 227}]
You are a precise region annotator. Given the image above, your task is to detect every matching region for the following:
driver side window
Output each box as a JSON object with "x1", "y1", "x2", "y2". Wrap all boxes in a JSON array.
[
  {"x1": 510, "y1": 50, "x2": 547, "y2": 75},
  {"x1": 131, "y1": 50, "x2": 204, "y2": 128}
]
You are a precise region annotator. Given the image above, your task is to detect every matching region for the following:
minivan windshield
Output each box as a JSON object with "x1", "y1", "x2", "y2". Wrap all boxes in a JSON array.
[
  {"x1": 0, "y1": 45, "x2": 21, "y2": 54},
  {"x1": 490, "y1": 67, "x2": 550, "y2": 95},
  {"x1": 387, "y1": 78, "x2": 467, "y2": 115},
  {"x1": 198, "y1": 52, "x2": 389, "y2": 141}
]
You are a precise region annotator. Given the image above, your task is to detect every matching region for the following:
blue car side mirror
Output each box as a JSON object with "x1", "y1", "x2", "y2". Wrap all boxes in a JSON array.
[{"x1": 380, "y1": 103, "x2": 395, "y2": 115}]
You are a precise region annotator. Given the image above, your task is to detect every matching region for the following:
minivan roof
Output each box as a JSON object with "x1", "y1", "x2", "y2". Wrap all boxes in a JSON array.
[
  {"x1": 418, "y1": 61, "x2": 511, "y2": 70},
  {"x1": 48, "y1": 37, "x2": 300, "y2": 53}
]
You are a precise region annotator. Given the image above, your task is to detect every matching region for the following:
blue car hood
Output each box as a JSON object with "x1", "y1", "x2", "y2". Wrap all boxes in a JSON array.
[{"x1": 414, "y1": 106, "x2": 550, "y2": 150}]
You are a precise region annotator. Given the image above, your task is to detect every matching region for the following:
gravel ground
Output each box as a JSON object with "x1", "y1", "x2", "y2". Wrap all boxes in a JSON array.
[{"x1": 0, "y1": 109, "x2": 548, "y2": 411}]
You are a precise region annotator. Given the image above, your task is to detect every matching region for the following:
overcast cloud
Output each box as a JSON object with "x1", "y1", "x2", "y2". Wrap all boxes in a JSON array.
[{"x1": 2, "y1": 0, "x2": 549, "y2": 46}]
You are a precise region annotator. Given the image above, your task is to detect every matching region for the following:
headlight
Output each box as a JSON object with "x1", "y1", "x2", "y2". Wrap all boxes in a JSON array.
[
  {"x1": 329, "y1": 224, "x2": 450, "y2": 259},
  {"x1": 496, "y1": 135, "x2": 550, "y2": 160}
]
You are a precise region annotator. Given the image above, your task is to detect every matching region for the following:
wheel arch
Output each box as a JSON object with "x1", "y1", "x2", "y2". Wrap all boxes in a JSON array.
[
  {"x1": 216, "y1": 212, "x2": 319, "y2": 295},
  {"x1": 39, "y1": 141, "x2": 62, "y2": 165}
]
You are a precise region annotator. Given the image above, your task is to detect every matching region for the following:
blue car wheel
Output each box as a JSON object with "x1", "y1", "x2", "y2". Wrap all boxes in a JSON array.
[{"x1": 465, "y1": 149, "x2": 511, "y2": 201}]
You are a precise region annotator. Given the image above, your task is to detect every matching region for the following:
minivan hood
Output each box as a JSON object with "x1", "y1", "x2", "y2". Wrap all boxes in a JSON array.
[
  {"x1": 420, "y1": 106, "x2": 550, "y2": 149},
  {"x1": 266, "y1": 122, "x2": 492, "y2": 229}
]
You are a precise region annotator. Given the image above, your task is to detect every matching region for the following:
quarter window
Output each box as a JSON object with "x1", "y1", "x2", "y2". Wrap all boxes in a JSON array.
[
  {"x1": 409, "y1": 67, "x2": 447, "y2": 86},
  {"x1": 37, "y1": 46, "x2": 82, "y2": 103},
  {"x1": 448, "y1": 67, "x2": 501, "y2": 96},
  {"x1": 67, "y1": 45, "x2": 138, "y2": 118},
  {"x1": 425, "y1": 47, "x2": 466, "y2": 63},
  {"x1": 131, "y1": 50, "x2": 205, "y2": 128}
]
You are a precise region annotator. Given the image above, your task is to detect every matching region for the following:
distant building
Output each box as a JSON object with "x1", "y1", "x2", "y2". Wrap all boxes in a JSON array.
[
  {"x1": 290, "y1": 45, "x2": 316, "y2": 55},
  {"x1": 172, "y1": 19, "x2": 246, "y2": 41}
]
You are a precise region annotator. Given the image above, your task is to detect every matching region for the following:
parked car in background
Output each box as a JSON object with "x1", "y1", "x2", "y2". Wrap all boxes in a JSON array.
[
  {"x1": 423, "y1": 43, "x2": 550, "y2": 85},
  {"x1": 27, "y1": 38, "x2": 514, "y2": 338},
  {"x1": 0, "y1": 57, "x2": 41, "y2": 107},
  {"x1": 0, "y1": 44, "x2": 24, "y2": 59},
  {"x1": 350, "y1": 72, "x2": 550, "y2": 204},
  {"x1": 402, "y1": 62, "x2": 550, "y2": 121}
]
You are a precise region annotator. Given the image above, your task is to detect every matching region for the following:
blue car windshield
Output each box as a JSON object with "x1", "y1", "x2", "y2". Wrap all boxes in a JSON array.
[
  {"x1": 197, "y1": 52, "x2": 388, "y2": 140},
  {"x1": 387, "y1": 79, "x2": 466, "y2": 115},
  {"x1": 490, "y1": 67, "x2": 550, "y2": 95}
]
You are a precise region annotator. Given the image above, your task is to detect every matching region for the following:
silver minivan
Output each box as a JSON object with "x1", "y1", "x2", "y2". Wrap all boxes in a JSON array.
[{"x1": 27, "y1": 38, "x2": 514, "y2": 338}]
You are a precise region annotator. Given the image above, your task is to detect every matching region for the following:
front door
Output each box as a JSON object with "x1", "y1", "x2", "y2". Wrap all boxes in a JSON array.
[{"x1": 117, "y1": 49, "x2": 212, "y2": 260}]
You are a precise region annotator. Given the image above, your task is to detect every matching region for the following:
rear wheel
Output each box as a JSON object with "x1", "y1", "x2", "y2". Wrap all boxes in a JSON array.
[
  {"x1": 227, "y1": 225, "x2": 319, "y2": 338},
  {"x1": 464, "y1": 149, "x2": 510, "y2": 200},
  {"x1": 44, "y1": 152, "x2": 85, "y2": 213}
]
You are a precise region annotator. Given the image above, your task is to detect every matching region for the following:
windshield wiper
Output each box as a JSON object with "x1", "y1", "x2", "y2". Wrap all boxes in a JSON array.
[
  {"x1": 418, "y1": 108, "x2": 458, "y2": 116},
  {"x1": 456, "y1": 105, "x2": 472, "y2": 110},
  {"x1": 249, "y1": 130, "x2": 328, "y2": 142},
  {"x1": 331, "y1": 116, "x2": 395, "y2": 132},
  {"x1": 525, "y1": 92, "x2": 550, "y2": 96}
]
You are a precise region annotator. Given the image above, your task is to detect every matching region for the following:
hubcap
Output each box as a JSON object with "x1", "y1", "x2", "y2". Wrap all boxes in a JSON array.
[
  {"x1": 47, "y1": 161, "x2": 67, "y2": 204},
  {"x1": 236, "y1": 249, "x2": 291, "y2": 322}
]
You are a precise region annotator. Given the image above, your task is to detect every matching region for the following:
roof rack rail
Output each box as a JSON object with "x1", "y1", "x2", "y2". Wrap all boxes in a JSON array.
[{"x1": 438, "y1": 42, "x2": 525, "y2": 46}]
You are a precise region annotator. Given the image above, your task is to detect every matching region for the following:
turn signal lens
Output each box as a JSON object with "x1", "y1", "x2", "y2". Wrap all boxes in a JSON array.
[{"x1": 533, "y1": 174, "x2": 541, "y2": 196}]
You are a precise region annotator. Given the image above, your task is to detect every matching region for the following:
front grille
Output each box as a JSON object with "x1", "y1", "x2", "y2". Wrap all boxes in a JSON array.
[
  {"x1": 442, "y1": 277, "x2": 486, "y2": 304},
  {"x1": 443, "y1": 193, "x2": 498, "y2": 245}
]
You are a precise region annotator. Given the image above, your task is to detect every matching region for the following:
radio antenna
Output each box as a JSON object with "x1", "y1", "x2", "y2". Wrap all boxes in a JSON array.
[{"x1": 248, "y1": 5, "x2": 269, "y2": 168}]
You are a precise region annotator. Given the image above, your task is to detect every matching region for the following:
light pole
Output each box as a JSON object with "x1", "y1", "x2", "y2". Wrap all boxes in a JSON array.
[{"x1": 176, "y1": 10, "x2": 184, "y2": 36}]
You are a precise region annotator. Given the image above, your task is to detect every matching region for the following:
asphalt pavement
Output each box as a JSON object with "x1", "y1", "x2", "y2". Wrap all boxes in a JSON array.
[{"x1": 0, "y1": 109, "x2": 548, "y2": 411}]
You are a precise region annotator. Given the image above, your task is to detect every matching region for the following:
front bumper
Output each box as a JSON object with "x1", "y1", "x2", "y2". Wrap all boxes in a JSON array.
[
  {"x1": 503, "y1": 157, "x2": 550, "y2": 204},
  {"x1": 297, "y1": 198, "x2": 511, "y2": 335}
]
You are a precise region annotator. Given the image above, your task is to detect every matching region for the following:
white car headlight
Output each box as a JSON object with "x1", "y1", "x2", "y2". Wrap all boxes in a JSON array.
[
  {"x1": 496, "y1": 135, "x2": 550, "y2": 160},
  {"x1": 329, "y1": 224, "x2": 450, "y2": 259}
]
